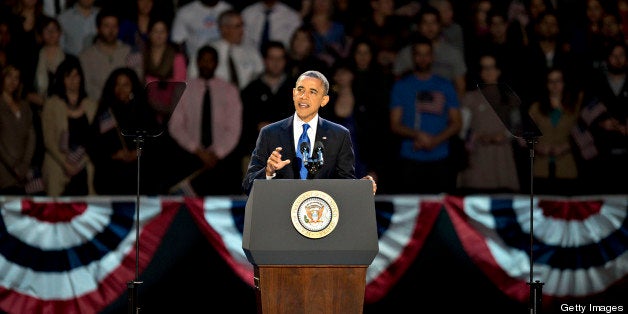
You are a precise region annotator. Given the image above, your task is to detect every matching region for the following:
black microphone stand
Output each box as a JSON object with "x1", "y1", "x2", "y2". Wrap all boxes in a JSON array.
[
  {"x1": 525, "y1": 136, "x2": 544, "y2": 314},
  {"x1": 127, "y1": 132, "x2": 145, "y2": 314},
  {"x1": 122, "y1": 80, "x2": 186, "y2": 314},
  {"x1": 477, "y1": 83, "x2": 544, "y2": 314}
]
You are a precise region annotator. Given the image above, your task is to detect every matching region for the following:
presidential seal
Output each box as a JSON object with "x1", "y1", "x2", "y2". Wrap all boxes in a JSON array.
[{"x1": 291, "y1": 190, "x2": 339, "y2": 239}]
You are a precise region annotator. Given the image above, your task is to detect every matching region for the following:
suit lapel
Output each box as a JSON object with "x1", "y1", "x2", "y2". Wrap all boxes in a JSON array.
[{"x1": 279, "y1": 117, "x2": 300, "y2": 178}]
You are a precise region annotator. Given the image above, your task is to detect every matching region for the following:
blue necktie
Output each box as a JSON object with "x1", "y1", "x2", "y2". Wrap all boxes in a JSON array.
[{"x1": 297, "y1": 124, "x2": 310, "y2": 180}]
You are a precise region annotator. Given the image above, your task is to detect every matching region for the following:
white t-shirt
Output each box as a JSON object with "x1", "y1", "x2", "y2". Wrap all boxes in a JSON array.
[{"x1": 171, "y1": 0, "x2": 232, "y2": 78}]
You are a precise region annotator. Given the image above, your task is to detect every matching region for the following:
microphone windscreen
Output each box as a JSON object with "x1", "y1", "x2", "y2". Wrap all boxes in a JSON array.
[
  {"x1": 300, "y1": 141, "x2": 310, "y2": 153},
  {"x1": 314, "y1": 141, "x2": 324, "y2": 152}
]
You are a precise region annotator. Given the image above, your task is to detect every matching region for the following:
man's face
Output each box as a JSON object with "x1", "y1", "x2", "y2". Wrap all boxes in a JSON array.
[
  {"x1": 78, "y1": 0, "x2": 95, "y2": 9},
  {"x1": 197, "y1": 52, "x2": 217, "y2": 79},
  {"x1": 292, "y1": 76, "x2": 329, "y2": 123},
  {"x1": 99, "y1": 16, "x2": 119, "y2": 45},
  {"x1": 264, "y1": 47, "x2": 286, "y2": 77},
  {"x1": 220, "y1": 16, "x2": 244, "y2": 45},
  {"x1": 418, "y1": 13, "x2": 440, "y2": 41},
  {"x1": 607, "y1": 45, "x2": 627, "y2": 74},
  {"x1": 412, "y1": 43, "x2": 433, "y2": 73}
]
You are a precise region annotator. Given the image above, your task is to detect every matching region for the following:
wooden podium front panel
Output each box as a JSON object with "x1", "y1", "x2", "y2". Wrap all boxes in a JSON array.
[{"x1": 255, "y1": 265, "x2": 367, "y2": 314}]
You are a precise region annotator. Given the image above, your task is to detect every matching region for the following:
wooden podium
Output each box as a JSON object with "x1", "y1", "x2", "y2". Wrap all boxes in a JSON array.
[{"x1": 242, "y1": 179, "x2": 379, "y2": 314}]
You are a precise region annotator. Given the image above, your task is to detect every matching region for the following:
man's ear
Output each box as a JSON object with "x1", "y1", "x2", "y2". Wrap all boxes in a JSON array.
[{"x1": 320, "y1": 95, "x2": 330, "y2": 107}]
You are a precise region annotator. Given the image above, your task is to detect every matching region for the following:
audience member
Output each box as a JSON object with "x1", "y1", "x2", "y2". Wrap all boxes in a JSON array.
[
  {"x1": 87, "y1": 67, "x2": 147, "y2": 195},
  {"x1": 127, "y1": 17, "x2": 187, "y2": 84},
  {"x1": 78, "y1": 8, "x2": 131, "y2": 102},
  {"x1": 170, "y1": 0, "x2": 232, "y2": 78},
  {"x1": 9, "y1": 0, "x2": 50, "y2": 102},
  {"x1": 350, "y1": 0, "x2": 410, "y2": 74},
  {"x1": 463, "y1": 0, "x2": 492, "y2": 49},
  {"x1": 345, "y1": 37, "x2": 395, "y2": 192},
  {"x1": 325, "y1": 61, "x2": 367, "y2": 176},
  {"x1": 239, "y1": 41, "x2": 294, "y2": 175},
  {"x1": 521, "y1": 11, "x2": 580, "y2": 105},
  {"x1": 527, "y1": 67, "x2": 583, "y2": 195},
  {"x1": 465, "y1": 8, "x2": 526, "y2": 92},
  {"x1": 0, "y1": 19, "x2": 19, "y2": 70},
  {"x1": 430, "y1": 0, "x2": 464, "y2": 54},
  {"x1": 57, "y1": 0, "x2": 99, "y2": 56},
  {"x1": 302, "y1": 0, "x2": 350, "y2": 67},
  {"x1": 168, "y1": 45, "x2": 243, "y2": 196},
  {"x1": 574, "y1": 41, "x2": 628, "y2": 194},
  {"x1": 507, "y1": 0, "x2": 550, "y2": 48},
  {"x1": 32, "y1": 16, "x2": 69, "y2": 105},
  {"x1": 210, "y1": 9, "x2": 264, "y2": 90},
  {"x1": 41, "y1": 57, "x2": 97, "y2": 196},
  {"x1": 389, "y1": 36, "x2": 462, "y2": 194},
  {"x1": 0, "y1": 65, "x2": 37, "y2": 195},
  {"x1": 592, "y1": 12, "x2": 627, "y2": 70},
  {"x1": 241, "y1": 0, "x2": 302, "y2": 53},
  {"x1": 393, "y1": 5, "x2": 467, "y2": 99},
  {"x1": 30, "y1": 16, "x2": 71, "y2": 176},
  {"x1": 457, "y1": 54, "x2": 520, "y2": 194},
  {"x1": 285, "y1": 25, "x2": 329, "y2": 80},
  {"x1": 118, "y1": 0, "x2": 164, "y2": 53}
]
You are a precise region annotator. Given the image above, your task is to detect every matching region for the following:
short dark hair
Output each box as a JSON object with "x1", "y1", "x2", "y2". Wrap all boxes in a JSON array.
[
  {"x1": 297, "y1": 70, "x2": 330, "y2": 95},
  {"x1": 261, "y1": 41, "x2": 286, "y2": 58},
  {"x1": 411, "y1": 35, "x2": 433, "y2": 50},
  {"x1": 96, "y1": 8, "x2": 119, "y2": 28},
  {"x1": 197, "y1": 45, "x2": 218, "y2": 62},
  {"x1": 217, "y1": 9, "x2": 241, "y2": 27}
]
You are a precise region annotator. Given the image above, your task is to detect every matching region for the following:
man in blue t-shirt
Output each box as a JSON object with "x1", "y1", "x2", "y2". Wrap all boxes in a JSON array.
[{"x1": 389, "y1": 36, "x2": 462, "y2": 194}]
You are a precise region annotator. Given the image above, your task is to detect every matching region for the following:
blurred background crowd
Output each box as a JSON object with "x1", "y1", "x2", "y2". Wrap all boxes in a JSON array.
[{"x1": 0, "y1": 0, "x2": 626, "y2": 197}]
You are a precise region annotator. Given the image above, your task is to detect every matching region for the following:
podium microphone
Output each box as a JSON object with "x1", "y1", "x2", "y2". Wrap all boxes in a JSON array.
[
  {"x1": 313, "y1": 141, "x2": 324, "y2": 168},
  {"x1": 300, "y1": 141, "x2": 310, "y2": 164},
  {"x1": 304, "y1": 141, "x2": 324, "y2": 174}
]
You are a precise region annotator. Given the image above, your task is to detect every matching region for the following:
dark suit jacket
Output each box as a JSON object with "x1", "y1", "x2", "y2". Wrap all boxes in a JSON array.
[{"x1": 242, "y1": 115, "x2": 356, "y2": 195}]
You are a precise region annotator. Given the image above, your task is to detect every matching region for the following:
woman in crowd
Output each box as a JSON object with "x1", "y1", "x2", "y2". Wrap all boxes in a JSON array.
[
  {"x1": 0, "y1": 65, "x2": 36, "y2": 195},
  {"x1": 33, "y1": 16, "x2": 69, "y2": 105},
  {"x1": 9, "y1": 0, "x2": 48, "y2": 98},
  {"x1": 87, "y1": 67, "x2": 151, "y2": 195},
  {"x1": 127, "y1": 16, "x2": 187, "y2": 84},
  {"x1": 528, "y1": 66, "x2": 582, "y2": 195},
  {"x1": 41, "y1": 57, "x2": 97, "y2": 196},
  {"x1": 286, "y1": 25, "x2": 329, "y2": 80},
  {"x1": 457, "y1": 53, "x2": 520, "y2": 194}
]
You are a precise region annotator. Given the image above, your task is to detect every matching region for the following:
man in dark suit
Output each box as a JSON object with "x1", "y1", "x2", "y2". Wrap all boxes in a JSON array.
[{"x1": 242, "y1": 70, "x2": 376, "y2": 195}]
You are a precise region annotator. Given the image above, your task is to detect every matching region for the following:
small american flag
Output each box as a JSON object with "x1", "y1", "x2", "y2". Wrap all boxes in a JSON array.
[
  {"x1": 67, "y1": 146, "x2": 86, "y2": 166},
  {"x1": 24, "y1": 168, "x2": 44, "y2": 194},
  {"x1": 581, "y1": 101, "x2": 606, "y2": 126},
  {"x1": 99, "y1": 110, "x2": 117, "y2": 134},
  {"x1": 415, "y1": 91, "x2": 445, "y2": 115},
  {"x1": 571, "y1": 126, "x2": 598, "y2": 160}
]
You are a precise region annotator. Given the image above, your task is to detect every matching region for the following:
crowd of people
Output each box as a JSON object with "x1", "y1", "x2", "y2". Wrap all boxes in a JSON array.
[{"x1": 0, "y1": 0, "x2": 626, "y2": 197}]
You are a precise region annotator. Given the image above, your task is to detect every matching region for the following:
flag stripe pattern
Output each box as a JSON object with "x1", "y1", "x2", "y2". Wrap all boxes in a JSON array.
[
  {"x1": 0, "y1": 197, "x2": 179, "y2": 314},
  {"x1": 1, "y1": 195, "x2": 626, "y2": 313},
  {"x1": 443, "y1": 195, "x2": 628, "y2": 304}
]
